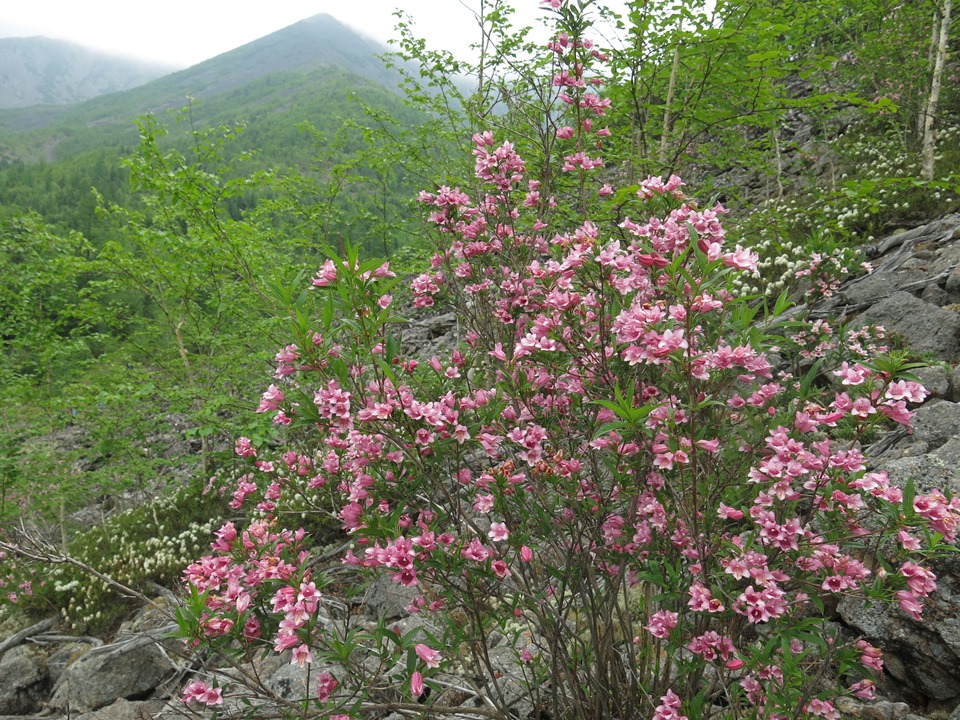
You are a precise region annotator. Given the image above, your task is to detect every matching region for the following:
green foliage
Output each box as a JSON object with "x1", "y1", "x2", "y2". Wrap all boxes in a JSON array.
[{"x1": 0, "y1": 214, "x2": 100, "y2": 397}]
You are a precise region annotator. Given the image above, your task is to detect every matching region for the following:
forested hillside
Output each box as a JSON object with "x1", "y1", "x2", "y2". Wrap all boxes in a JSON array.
[
  {"x1": 0, "y1": 13, "x2": 440, "y2": 533},
  {"x1": 0, "y1": 1, "x2": 958, "y2": 717}
]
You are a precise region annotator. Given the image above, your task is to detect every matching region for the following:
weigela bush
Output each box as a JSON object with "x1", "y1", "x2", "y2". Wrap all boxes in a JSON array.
[{"x1": 177, "y1": 3, "x2": 959, "y2": 720}]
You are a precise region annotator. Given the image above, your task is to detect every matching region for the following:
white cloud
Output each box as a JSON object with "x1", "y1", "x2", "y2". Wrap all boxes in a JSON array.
[{"x1": 0, "y1": 1, "x2": 627, "y2": 67}]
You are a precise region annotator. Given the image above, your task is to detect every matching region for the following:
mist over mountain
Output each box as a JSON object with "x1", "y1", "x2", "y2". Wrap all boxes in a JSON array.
[
  {"x1": 0, "y1": 14, "x2": 410, "y2": 163},
  {"x1": 166, "y1": 14, "x2": 403, "y2": 96},
  {"x1": 0, "y1": 37, "x2": 175, "y2": 109}
]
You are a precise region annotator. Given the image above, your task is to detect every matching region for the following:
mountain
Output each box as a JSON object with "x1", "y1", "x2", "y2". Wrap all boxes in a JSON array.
[
  {"x1": 0, "y1": 14, "x2": 408, "y2": 163},
  {"x1": 160, "y1": 13, "x2": 403, "y2": 98},
  {"x1": 0, "y1": 37, "x2": 174, "y2": 109}
]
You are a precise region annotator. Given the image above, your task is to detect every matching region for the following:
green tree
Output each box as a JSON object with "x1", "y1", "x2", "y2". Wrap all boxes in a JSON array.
[
  {"x1": 0, "y1": 214, "x2": 97, "y2": 399},
  {"x1": 95, "y1": 114, "x2": 294, "y2": 472}
]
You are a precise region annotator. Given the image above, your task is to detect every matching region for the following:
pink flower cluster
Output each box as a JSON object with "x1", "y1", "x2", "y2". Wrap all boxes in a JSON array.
[{"x1": 176, "y1": 8, "x2": 960, "y2": 719}]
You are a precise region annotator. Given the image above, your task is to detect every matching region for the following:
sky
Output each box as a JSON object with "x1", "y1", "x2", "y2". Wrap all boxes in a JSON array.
[{"x1": 0, "y1": 1, "x2": 628, "y2": 69}]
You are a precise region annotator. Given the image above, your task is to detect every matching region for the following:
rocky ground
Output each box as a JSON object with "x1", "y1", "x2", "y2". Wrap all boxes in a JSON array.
[{"x1": 2, "y1": 215, "x2": 960, "y2": 720}]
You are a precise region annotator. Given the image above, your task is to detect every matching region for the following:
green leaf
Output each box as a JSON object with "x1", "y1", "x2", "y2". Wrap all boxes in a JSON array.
[{"x1": 902, "y1": 478, "x2": 916, "y2": 516}]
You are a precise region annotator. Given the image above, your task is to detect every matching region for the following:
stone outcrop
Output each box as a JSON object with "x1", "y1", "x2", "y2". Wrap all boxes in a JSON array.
[
  {"x1": 800, "y1": 214, "x2": 960, "y2": 708},
  {"x1": 0, "y1": 645, "x2": 51, "y2": 715},
  {"x1": 47, "y1": 623, "x2": 180, "y2": 714}
]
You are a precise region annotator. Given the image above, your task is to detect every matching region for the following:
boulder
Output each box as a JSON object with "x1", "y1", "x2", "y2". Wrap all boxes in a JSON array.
[
  {"x1": 844, "y1": 269, "x2": 933, "y2": 306},
  {"x1": 0, "y1": 644, "x2": 51, "y2": 715},
  {"x1": 49, "y1": 634, "x2": 177, "y2": 713},
  {"x1": 860, "y1": 292, "x2": 960, "y2": 360},
  {"x1": 362, "y1": 573, "x2": 419, "y2": 620},
  {"x1": 74, "y1": 697, "x2": 168, "y2": 720},
  {"x1": 838, "y1": 570, "x2": 960, "y2": 702},
  {"x1": 401, "y1": 311, "x2": 459, "y2": 358},
  {"x1": 875, "y1": 451, "x2": 960, "y2": 498},
  {"x1": 907, "y1": 400, "x2": 960, "y2": 451}
]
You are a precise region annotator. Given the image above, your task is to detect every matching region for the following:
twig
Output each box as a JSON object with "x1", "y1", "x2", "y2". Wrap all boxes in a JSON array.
[
  {"x1": 0, "y1": 616, "x2": 56, "y2": 655},
  {"x1": 29, "y1": 633, "x2": 103, "y2": 646}
]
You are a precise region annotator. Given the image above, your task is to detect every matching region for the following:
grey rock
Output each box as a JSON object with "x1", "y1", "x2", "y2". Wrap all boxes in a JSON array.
[
  {"x1": 362, "y1": 574, "x2": 419, "y2": 620},
  {"x1": 868, "y1": 216, "x2": 960, "y2": 258},
  {"x1": 909, "y1": 401, "x2": 960, "y2": 450},
  {"x1": 835, "y1": 695, "x2": 863, "y2": 716},
  {"x1": 950, "y1": 365, "x2": 960, "y2": 401},
  {"x1": 861, "y1": 701, "x2": 912, "y2": 720},
  {"x1": 913, "y1": 365, "x2": 951, "y2": 399},
  {"x1": 933, "y1": 436, "x2": 960, "y2": 472},
  {"x1": 860, "y1": 292, "x2": 960, "y2": 360},
  {"x1": 400, "y1": 311, "x2": 461, "y2": 359},
  {"x1": 74, "y1": 697, "x2": 168, "y2": 720},
  {"x1": 267, "y1": 662, "x2": 321, "y2": 700},
  {"x1": 839, "y1": 569, "x2": 960, "y2": 701},
  {"x1": 875, "y1": 452, "x2": 960, "y2": 497},
  {"x1": 0, "y1": 645, "x2": 50, "y2": 715},
  {"x1": 844, "y1": 271, "x2": 933, "y2": 306},
  {"x1": 921, "y1": 283, "x2": 950, "y2": 306},
  {"x1": 49, "y1": 635, "x2": 177, "y2": 713}
]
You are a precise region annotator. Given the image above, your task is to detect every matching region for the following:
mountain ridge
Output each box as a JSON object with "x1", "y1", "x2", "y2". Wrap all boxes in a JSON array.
[
  {"x1": 0, "y1": 14, "x2": 408, "y2": 163},
  {"x1": 0, "y1": 36, "x2": 175, "y2": 109}
]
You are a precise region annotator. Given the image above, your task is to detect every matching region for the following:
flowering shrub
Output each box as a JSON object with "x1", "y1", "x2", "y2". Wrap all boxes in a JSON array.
[
  {"x1": 792, "y1": 247, "x2": 873, "y2": 302},
  {"x1": 176, "y1": 4, "x2": 959, "y2": 720}
]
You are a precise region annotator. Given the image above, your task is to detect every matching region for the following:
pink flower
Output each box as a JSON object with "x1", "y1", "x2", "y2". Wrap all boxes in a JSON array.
[
  {"x1": 291, "y1": 644, "x2": 313, "y2": 667},
  {"x1": 462, "y1": 538, "x2": 490, "y2": 562},
  {"x1": 688, "y1": 582, "x2": 725, "y2": 613},
  {"x1": 646, "y1": 610, "x2": 678, "y2": 639},
  {"x1": 894, "y1": 590, "x2": 923, "y2": 620},
  {"x1": 721, "y1": 245, "x2": 759, "y2": 272},
  {"x1": 256, "y1": 385, "x2": 284, "y2": 413},
  {"x1": 804, "y1": 698, "x2": 839, "y2": 720},
  {"x1": 474, "y1": 494, "x2": 494, "y2": 513},
  {"x1": 488, "y1": 522, "x2": 509, "y2": 542},
  {"x1": 316, "y1": 671, "x2": 338, "y2": 701},
  {"x1": 411, "y1": 671, "x2": 424, "y2": 697},
  {"x1": 885, "y1": 379, "x2": 928, "y2": 403},
  {"x1": 717, "y1": 503, "x2": 743, "y2": 520},
  {"x1": 311, "y1": 259, "x2": 338, "y2": 287},
  {"x1": 235, "y1": 437, "x2": 257, "y2": 457},
  {"x1": 855, "y1": 640, "x2": 884, "y2": 673},
  {"x1": 834, "y1": 361, "x2": 868, "y2": 385},
  {"x1": 182, "y1": 680, "x2": 224, "y2": 706},
  {"x1": 653, "y1": 689, "x2": 687, "y2": 720},
  {"x1": 415, "y1": 643, "x2": 442, "y2": 668}
]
